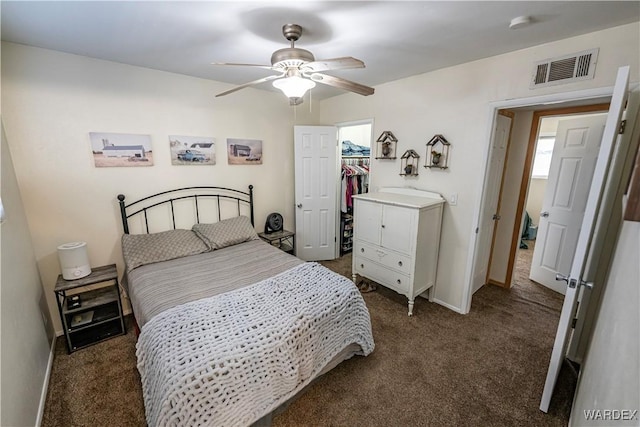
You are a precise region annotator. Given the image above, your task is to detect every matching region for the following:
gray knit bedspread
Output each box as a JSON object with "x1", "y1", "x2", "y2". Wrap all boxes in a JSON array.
[
  {"x1": 126, "y1": 240, "x2": 303, "y2": 328},
  {"x1": 136, "y1": 262, "x2": 375, "y2": 427}
]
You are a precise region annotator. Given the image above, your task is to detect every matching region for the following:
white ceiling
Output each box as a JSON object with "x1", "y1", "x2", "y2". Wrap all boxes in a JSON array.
[{"x1": 2, "y1": 1, "x2": 639, "y2": 99}]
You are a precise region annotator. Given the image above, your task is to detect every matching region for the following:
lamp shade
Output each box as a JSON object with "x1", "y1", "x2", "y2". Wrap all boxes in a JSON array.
[
  {"x1": 58, "y1": 242, "x2": 91, "y2": 280},
  {"x1": 272, "y1": 76, "x2": 316, "y2": 98}
]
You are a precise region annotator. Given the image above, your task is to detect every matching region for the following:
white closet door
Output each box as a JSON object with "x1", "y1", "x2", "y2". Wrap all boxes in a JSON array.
[{"x1": 294, "y1": 126, "x2": 338, "y2": 261}]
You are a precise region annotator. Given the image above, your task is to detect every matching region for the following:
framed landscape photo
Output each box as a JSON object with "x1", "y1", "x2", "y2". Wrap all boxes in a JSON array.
[
  {"x1": 227, "y1": 138, "x2": 262, "y2": 165},
  {"x1": 170, "y1": 135, "x2": 216, "y2": 165},
  {"x1": 90, "y1": 132, "x2": 153, "y2": 167}
]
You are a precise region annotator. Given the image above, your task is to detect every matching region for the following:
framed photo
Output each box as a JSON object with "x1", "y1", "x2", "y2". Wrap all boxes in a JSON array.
[
  {"x1": 90, "y1": 132, "x2": 153, "y2": 167},
  {"x1": 227, "y1": 138, "x2": 262, "y2": 165},
  {"x1": 169, "y1": 135, "x2": 216, "y2": 165}
]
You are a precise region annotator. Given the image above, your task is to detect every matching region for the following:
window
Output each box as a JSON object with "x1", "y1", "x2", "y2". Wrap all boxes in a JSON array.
[{"x1": 531, "y1": 136, "x2": 555, "y2": 179}]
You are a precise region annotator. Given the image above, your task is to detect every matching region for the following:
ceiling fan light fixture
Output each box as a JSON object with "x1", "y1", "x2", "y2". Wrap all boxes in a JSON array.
[
  {"x1": 214, "y1": 23, "x2": 373, "y2": 100},
  {"x1": 272, "y1": 76, "x2": 316, "y2": 99}
]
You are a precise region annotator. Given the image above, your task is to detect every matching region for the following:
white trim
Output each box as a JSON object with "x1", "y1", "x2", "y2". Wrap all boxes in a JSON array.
[
  {"x1": 432, "y1": 298, "x2": 465, "y2": 314},
  {"x1": 35, "y1": 337, "x2": 56, "y2": 427},
  {"x1": 335, "y1": 118, "x2": 374, "y2": 128},
  {"x1": 462, "y1": 84, "x2": 620, "y2": 314},
  {"x1": 488, "y1": 85, "x2": 616, "y2": 109}
]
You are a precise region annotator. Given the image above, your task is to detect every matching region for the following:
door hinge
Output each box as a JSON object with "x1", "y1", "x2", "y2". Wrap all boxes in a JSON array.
[
  {"x1": 618, "y1": 119, "x2": 627, "y2": 134},
  {"x1": 571, "y1": 317, "x2": 578, "y2": 329}
]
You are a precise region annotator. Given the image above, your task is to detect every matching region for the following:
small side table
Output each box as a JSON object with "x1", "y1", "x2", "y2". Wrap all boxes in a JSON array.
[
  {"x1": 54, "y1": 264, "x2": 126, "y2": 353},
  {"x1": 258, "y1": 229, "x2": 295, "y2": 254}
]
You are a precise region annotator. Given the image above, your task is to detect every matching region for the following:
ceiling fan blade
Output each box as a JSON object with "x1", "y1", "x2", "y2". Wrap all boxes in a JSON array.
[
  {"x1": 216, "y1": 74, "x2": 283, "y2": 97},
  {"x1": 302, "y1": 57, "x2": 365, "y2": 72},
  {"x1": 309, "y1": 73, "x2": 374, "y2": 96},
  {"x1": 212, "y1": 62, "x2": 274, "y2": 70}
]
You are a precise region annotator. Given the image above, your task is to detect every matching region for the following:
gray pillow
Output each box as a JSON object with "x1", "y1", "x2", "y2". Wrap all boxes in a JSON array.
[
  {"x1": 122, "y1": 229, "x2": 210, "y2": 272},
  {"x1": 192, "y1": 215, "x2": 258, "y2": 250}
]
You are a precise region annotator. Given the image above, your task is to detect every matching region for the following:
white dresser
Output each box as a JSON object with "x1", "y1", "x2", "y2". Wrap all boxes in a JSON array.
[{"x1": 351, "y1": 188, "x2": 445, "y2": 316}]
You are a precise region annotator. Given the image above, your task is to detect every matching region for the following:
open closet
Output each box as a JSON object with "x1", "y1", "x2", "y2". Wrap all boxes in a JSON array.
[{"x1": 338, "y1": 122, "x2": 372, "y2": 256}]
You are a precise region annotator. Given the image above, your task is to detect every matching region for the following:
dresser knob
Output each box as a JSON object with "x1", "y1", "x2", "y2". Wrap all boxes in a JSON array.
[
  {"x1": 361, "y1": 264, "x2": 364, "y2": 269},
  {"x1": 398, "y1": 261, "x2": 403, "y2": 267},
  {"x1": 397, "y1": 279, "x2": 401, "y2": 284},
  {"x1": 381, "y1": 224, "x2": 386, "y2": 228},
  {"x1": 361, "y1": 248, "x2": 364, "y2": 253}
]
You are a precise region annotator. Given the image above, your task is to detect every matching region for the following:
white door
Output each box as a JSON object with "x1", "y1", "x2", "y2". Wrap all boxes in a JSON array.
[
  {"x1": 470, "y1": 113, "x2": 512, "y2": 293},
  {"x1": 529, "y1": 114, "x2": 607, "y2": 294},
  {"x1": 294, "y1": 125, "x2": 338, "y2": 261},
  {"x1": 540, "y1": 65, "x2": 630, "y2": 413}
]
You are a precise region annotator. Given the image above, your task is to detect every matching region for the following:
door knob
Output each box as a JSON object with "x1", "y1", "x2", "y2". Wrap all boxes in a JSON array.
[
  {"x1": 555, "y1": 273, "x2": 569, "y2": 283},
  {"x1": 541, "y1": 211, "x2": 550, "y2": 218},
  {"x1": 296, "y1": 203, "x2": 303, "y2": 208},
  {"x1": 492, "y1": 214, "x2": 501, "y2": 220},
  {"x1": 579, "y1": 279, "x2": 594, "y2": 290}
]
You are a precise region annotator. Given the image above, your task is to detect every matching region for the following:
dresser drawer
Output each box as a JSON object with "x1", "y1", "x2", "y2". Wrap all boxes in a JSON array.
[
  {"x1": 354, "y1": 241, "x2": 412, "y2": 274},
  {"x1": 353, "y1": 256, "x2": 410, "y2": 294}
]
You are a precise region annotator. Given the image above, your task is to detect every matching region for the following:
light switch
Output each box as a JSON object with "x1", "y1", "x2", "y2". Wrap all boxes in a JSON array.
[{"x1": 450, "y1": 193, "x2": 458, "y2": 206}]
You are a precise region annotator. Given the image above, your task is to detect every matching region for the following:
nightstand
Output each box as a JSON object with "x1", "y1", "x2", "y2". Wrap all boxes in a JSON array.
[
  {"x1": 54, "y1": 264, "x2": 126, "y2": 353},
  {"x1": 258, "y1": 230, "x2": 295, "y2": 254}
]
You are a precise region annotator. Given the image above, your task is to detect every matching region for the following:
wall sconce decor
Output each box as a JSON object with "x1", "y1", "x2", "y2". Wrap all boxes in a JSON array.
[
  {"x1": 375, "y1": 131, "x2": 398, "y2": 159},
  {"x1": 400, "y1": 149, "x2": 420, "y2": 176},
  {"x1": 425, "y1": 134, "x2": 450, "y2": 169}
]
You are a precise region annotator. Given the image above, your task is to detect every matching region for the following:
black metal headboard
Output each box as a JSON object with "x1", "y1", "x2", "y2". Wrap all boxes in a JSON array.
[{"x1": 117, "y1": 186, "x2": 254, "y2": 234}]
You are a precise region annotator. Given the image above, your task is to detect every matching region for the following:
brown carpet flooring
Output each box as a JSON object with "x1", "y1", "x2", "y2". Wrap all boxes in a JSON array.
[{"x1": 42, "y1": 246, "x2": 574, "y2": 427}]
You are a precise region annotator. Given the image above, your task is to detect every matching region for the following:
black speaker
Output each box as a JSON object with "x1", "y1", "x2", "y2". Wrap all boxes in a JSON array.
[{"x1": 264, "y1": 213, "x2": 283, "y2": 234}]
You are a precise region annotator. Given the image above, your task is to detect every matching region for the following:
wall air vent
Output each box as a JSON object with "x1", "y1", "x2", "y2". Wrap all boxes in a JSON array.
[{"x1": 530, "y1": 48, "x2": 599, "y2": 89}]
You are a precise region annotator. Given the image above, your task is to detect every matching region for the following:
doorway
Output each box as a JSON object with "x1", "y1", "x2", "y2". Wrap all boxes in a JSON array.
[
  {"x1": 526, "y1": 112, "x2": 609, "y2": 294},
  {"x1": 486, "y1": 104, "x2": 610, "y2": 293},
  {"x1": 293, "y1": 120, "x2": 373, "y2": 261},
  {"x1": 463, "y1": 67, "x2": 638, "y2": 412},
  {"x1": 336, "y1": 120, "x2": 373, "y2": 257}
]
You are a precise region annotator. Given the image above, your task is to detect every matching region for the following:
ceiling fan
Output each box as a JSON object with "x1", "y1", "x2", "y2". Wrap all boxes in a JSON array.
[{"x1": 213, "y1": 24, "x2": 375, "y2": 105}]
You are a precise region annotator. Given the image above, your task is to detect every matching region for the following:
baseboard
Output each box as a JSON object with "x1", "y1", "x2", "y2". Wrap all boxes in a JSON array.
[
  {"x1": 487, "y1": 279, "x2": 508, "y2": 288},
  {"x1": 35, "y1": 336, "x2": 56, "y2": 426},
  {"x1": 433, "y1": 298, "x2": 466, "y2": 314}
]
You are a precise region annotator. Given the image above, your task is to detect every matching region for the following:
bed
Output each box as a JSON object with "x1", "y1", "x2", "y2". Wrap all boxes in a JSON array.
[{"x1": 117, "y1": 186, "x2": 375, "y2": 426}]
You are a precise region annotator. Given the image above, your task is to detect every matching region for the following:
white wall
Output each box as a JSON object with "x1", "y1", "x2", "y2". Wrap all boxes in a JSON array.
[
  {"x1": 570, "y1": 221, "x2": 639, "y2": 426},
  {"x1": 525, "y1": 178, "x2": 547, "y2": 222},
  {"x1": 1, "y1": 42, "x2": 318, "y2": 334},
  {"x1": 319, "y1": 22, "x2": 640, "y2": 311},
  {"x1": 1, "y1": 120, "x2": 54, "y2": 427},
  {"x1": 339, "y1": 123, "x2": 372, "y2": 148}
]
